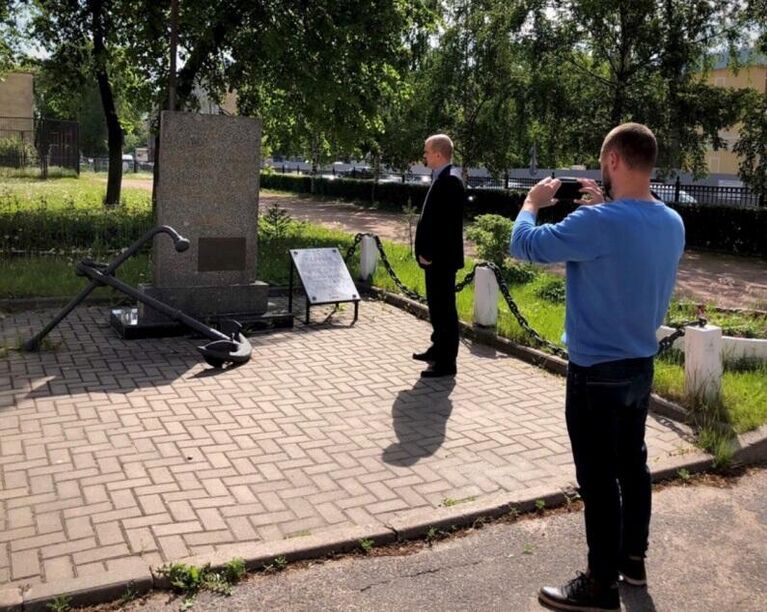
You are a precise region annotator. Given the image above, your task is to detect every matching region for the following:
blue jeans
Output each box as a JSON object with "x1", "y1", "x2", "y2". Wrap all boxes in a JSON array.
[{"x1": 566, "y1": 357, "x2": 654, "y2": 583}]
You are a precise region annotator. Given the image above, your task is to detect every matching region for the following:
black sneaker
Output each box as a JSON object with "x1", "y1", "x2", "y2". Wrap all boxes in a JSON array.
[
  {"x1": 539, "y1": 571, "x2": 620, "y2": 612},
  {"x1": 619, "y1": 556, "x2": 647, "y2": 586}
]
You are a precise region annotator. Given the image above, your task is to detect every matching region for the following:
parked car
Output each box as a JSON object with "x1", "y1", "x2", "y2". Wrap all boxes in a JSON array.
[
  {"x1": 406, "y1": 174, "x2": 431, "y2": 185},
  {"x1": 506, "y1": 179, "x2": 529, "y2": 190},
  {"x1": 377, "y1": 174, "x2": 403, "y2": 183},
  {"x1": 650, "y1": 183, "x2": 697, "y2": 204}
]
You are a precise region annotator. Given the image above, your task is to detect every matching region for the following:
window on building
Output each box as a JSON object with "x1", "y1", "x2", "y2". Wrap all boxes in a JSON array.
[{"x1": 714, "y1": 76, "x2": 726, "y2": 87}]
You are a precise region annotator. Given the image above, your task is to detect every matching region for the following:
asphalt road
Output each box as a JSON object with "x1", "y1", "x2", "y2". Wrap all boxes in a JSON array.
[{"x1": 107, "y1": 467, "x2": 767, "y2": 612}]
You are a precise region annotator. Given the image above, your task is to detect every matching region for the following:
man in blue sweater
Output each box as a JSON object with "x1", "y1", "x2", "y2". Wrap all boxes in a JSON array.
[{"x1": 510, "y1": 123, "x2": 684, "y2": 612}]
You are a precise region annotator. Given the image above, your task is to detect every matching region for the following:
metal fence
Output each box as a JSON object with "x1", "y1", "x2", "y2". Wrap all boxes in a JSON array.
[
  {"x1": 0, "y1": 116, "x2": 80, "y2": 176},
  {"x1": 269, "y1": 164, "x2": 765, "y2": 208},
  {"x1": 83, "y1": 158, "x2": 154, "y2": 173}
]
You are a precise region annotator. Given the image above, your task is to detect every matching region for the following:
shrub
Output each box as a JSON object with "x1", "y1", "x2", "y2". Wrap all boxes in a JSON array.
[
  {"x1": 0, "y1": 203, "x2": 152, "y2": 253},
  {"x1": 504, "y1": 261, "x2": 538, "y2": 284},
  {"x1": 465, "y1": 214, "x2": 514, "y2": 267},
  {"x1": 260, "y1": 201, "x2": 294, "y2": 240},
  {"x1": 535, "y1": 277, "x2": 566, "y2": 303},
  {"x1": 0, "y1": 137, "x2": 37, "y2": 168},
  {"x1": 263, "y1": 173, "x2": 767, "y2": 257}
]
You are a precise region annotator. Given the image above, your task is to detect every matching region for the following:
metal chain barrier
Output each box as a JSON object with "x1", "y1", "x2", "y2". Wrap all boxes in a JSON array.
[
  {"x1": 657, "y1": 316, "x2": 707, "y2": 355},
  {"x1": 478, "y1": 261, "x2": 569, "y2": 359},
  {"x1": 343, "y1": 232, "x2": 367, "y2": 265},
  {"x1": 345, "y1": 232, "x2": 427, "y2": 303},
  {"x1": 343, "y1": 233, "x2": 566, "y2": 357},
  {"x1": 344, "y1": 233, "x2": 705, "y2": 361}
]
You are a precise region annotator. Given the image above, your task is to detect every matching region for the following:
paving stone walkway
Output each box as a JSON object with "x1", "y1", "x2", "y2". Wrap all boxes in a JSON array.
[{"x1": 0, "y1": 301, "x2": 699, "y2": 591}]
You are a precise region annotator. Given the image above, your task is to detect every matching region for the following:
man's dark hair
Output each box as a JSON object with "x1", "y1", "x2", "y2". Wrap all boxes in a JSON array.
[{"x1": 601, "y1": 123, "x2": 657, "y2": 171}]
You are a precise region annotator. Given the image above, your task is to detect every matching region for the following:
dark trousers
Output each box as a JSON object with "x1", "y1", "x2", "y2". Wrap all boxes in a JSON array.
[
  {"x1": 424, "y1": 265, "x2": 458, "y2": 365},
  {"x1": 565, "y1": 357, "x2": 654, "y2": 583}
]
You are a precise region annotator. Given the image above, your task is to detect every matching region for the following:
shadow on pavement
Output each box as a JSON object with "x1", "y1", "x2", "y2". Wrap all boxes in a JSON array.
[
  {"x1": 383, "y1": 377, "x2": 456, "y2": 467},
  {"x1": 621, "y1": 584, "x2": 658, "y2": 611}
]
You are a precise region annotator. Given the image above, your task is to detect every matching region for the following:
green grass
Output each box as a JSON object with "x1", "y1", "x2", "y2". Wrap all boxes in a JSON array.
[
  {"x1": 0, "y1": 254, "x2": 150, "y2": 300},
  {"x1": 370, "y1": 242, "x2": 567, "y2": 349},
  {"x1": 667, "y1": 301, "x2": 767, "y2": 339},
  {"x1": 654, "y1": 351, "x2": 767, "y2": 434},
  {"x1": 0, "y1": 174, "x2": 151, "y2": 212},
  {"x1": 0, "y1": 166, "x2": 79, "y2": 180}
]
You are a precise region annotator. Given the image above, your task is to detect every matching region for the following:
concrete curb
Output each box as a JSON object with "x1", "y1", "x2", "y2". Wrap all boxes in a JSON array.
[
  {"x1": 0, "y1": 453, "x2": 720, "y2": 612},
  {"x1": 1, "y1": 559, "x2": 153, "y2": 612}
]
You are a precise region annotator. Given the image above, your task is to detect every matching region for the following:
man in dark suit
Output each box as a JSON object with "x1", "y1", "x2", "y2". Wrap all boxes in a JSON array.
[{"x1": 414, "y1": 134, "x2": 465, "y2": 378}]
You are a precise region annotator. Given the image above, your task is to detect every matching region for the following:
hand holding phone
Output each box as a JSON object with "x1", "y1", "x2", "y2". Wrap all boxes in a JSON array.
[{"x1": 553, "y1": 177, "x2": 583, "y2": 201}]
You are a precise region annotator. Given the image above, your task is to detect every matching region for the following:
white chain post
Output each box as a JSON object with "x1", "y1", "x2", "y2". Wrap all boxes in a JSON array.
[
  {"x1": 359, "y1": 235, "x2": 378, "y2": 281},
  {"x1": 474, "y1": 266, "x2": 499, "y2": 327},
  {"x1": 684, "y1": 324, "x2": 723, "y2": 403}
]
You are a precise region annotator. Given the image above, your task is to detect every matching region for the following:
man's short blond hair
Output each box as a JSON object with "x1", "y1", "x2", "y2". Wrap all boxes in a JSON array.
[
  {"x1": 425, "y1": 134, "x2": 454, "y2": 160},
  {"x1": 601, "y1": 123, "x2": 657, "y2": 172}
]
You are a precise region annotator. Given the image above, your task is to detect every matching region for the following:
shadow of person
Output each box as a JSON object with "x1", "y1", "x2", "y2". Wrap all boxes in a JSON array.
[
  {"x1": 620, "y1": 584, "x2": 658, "y2": 611},
  {"x1": 382, "y1": 377, "x2": 456, "y2": 467}
]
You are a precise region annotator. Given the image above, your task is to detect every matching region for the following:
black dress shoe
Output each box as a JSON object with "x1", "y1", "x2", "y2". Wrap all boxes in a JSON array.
[
  {"x1": 619, "y1": 556, "x2": 647, "y2": 586},
  {"x1": 412, "y1": 350, "x2": 436, "y2": 362},
  {"x1": 420, "y1": 363, "x2": 456, "y2": 378},
  {"x1": 538, "y1": 571, "x2": 619, "y2": 612}
]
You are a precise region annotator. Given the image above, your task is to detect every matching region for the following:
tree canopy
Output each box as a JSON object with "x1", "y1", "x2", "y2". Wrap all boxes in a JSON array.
[{"x1": 11, "y1": 0, "x2": 767, "y2": 192}]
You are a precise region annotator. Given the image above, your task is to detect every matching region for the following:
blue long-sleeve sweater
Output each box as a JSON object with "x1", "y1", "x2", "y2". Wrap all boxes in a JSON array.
[{"x1": 510, "y1": 200, "x2": 685, "y2": 366}]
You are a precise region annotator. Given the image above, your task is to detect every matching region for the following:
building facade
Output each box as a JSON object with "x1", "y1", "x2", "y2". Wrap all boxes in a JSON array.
[{"x1": 705, "y1": 51, "x2": 767, "y2": 178}]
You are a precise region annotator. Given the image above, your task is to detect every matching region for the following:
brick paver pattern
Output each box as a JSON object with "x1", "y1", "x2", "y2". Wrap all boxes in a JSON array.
[{"x1": 0, "y1": 302, "x2": 697, "y2": 588}]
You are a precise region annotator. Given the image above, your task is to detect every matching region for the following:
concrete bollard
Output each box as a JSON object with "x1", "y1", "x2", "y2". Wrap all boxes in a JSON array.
[
  {"x1": 684, "y1": 324, "x2": 723, "y2": 403},
  {"x1": 359, "y1": 235, "x2": 378, "y2": 281},
  {"x1": 474, "y1": 266, "x2": 499, "y2": 327}
]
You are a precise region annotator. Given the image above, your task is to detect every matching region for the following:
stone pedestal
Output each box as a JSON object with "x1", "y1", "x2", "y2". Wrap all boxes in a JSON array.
[{"x1": 140, "y1": 111, "x2": 267, "y2": 322}]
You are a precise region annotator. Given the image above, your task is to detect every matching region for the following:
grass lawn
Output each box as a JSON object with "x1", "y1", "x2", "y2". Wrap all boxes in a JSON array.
[{"x1": 0, "y1": 173, "x2": 151, "y2": 212}]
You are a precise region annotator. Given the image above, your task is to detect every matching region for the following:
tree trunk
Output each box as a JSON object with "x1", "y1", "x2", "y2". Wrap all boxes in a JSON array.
[
  {"x1": 88, "y1": 0, "x2": 123, "y2": 207},
  {"x1": 310, "y1": 134, "x2": 320, "y2": 194}
]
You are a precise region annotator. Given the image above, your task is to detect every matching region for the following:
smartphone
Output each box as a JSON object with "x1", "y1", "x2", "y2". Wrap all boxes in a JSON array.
[{"x1": 554, "y1": 177, "x2": 583, "y2": 201}]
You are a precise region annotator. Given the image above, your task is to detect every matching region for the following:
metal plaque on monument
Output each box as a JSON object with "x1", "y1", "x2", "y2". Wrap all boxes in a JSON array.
[{"x1": 112, "y1": 111, "x2": 290, "y2": 337}]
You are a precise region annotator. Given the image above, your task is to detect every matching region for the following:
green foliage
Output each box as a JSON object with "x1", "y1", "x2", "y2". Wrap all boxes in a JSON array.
[
  {"x1": 697, "y1": 425, "x2": 736, "y2": 469},
  {"x1": 46, "y1": 595, "x2": 71, "y2": 612},
  {"x1": 535, "y1": 277, "x2": 566, "y2": 304},
  {"x1": 235, "y1": 2, "x2": 436, "y2": 170},
  {"x1": 402, "y1": 196, "x2": 418, "y2": 255},
  {"x1": 0, "y1": 137, "x2": 37, "y2": 168},
  {"x1": 734, "y1": 91, "x2": 767, "y2": 195},
  {"x1": 667, "y1": 302, "x2": 767, "y2": 339},
  {"x1": 534, "y1": 499, "x2": 546, "y2": 512},
  {"x1": 260, "y1": 202, "x2": 294, "y2": 240},
  {"x1": 359, "y1": 538, "x2": 375, "y2": 553},
  {"x1": 465, "y1": 214, "x2": 513, "y2": 267},
  {"x1": 263, "y1": 556, "x2": 288, "y2": 573},
  {"x1": 440, "y1": 495, "x2": 475, "y2": 507},
  {"x1": 255, "y1": 174, "x2": 754, "y2": 261},
  {"x1": 504, "y1": 262, "x2": 538, "y2": 285},
  {"x1": 0, "y1": 176, "x2": 152, "y2": 253},
  {"x1": 223, "y1": 558, "x2": 246, "y2": 584},
  {"x1": 156, "y1": 558, "x2": 247, "y2": 607},
  {"x1": 425, "y1": 525, "x2": 455, "y2": 544}
]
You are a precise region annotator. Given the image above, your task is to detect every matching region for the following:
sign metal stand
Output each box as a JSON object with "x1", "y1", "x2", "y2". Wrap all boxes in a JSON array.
[{"x1": 288, "y1": 248, "x2": 360, "y2": 324}]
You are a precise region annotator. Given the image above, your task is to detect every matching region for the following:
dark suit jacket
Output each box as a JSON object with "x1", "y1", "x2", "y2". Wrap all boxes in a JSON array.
[{"x1": 415, "y1": 165, "x2": 465, "y2": 270}]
